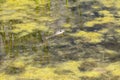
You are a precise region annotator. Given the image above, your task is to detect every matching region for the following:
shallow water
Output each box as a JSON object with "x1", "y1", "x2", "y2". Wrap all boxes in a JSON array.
[{"x1": 0, "y1": 0, "x2": 120, "y2": 80}]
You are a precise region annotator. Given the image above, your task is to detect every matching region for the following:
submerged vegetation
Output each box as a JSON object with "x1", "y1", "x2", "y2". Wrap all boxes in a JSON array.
[{"x1": 0, "y1": 0, "x2": 120, "y2": 80}]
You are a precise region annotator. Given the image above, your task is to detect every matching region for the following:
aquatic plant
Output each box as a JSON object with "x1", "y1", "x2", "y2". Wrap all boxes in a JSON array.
[
  {"x1": 70, "y1": 31, "x2": 103, "y2": 43},
  {"x1": 0, "y1": 0, "x2": 52, "y2": 56},
  {"x1": 0, "y1": 0, "x2": 120, "y2": 80}
]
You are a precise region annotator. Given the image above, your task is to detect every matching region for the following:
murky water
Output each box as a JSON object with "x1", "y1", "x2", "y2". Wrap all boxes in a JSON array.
[{"x1": 0, "y1": 0, "x2": 120, "y2": 80}]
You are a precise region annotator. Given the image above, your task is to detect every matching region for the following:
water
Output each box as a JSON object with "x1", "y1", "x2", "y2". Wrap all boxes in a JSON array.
[{"x1": 0, "y1": 0, "x2": 120, "y2": 80}]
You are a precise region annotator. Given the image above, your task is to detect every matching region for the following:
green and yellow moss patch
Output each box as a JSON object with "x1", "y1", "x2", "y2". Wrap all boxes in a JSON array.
[
  {"x1": 115, "y1": 29, "x2": 120, "y2": 34},
  {"x1": 62, "y1": 23, "x2": 72, "y2": 28},
  {"x1": 70, "y1": 31, "x2": 103, "y2": 43},
  {"x1": 106, "y1": 62, "x2": 120, "y2": 76},
  {"x1": 99, "y1": 0, "x2": 120, "y2": 8},
  {"x1": 0, "y1": 58, "x2": 120, "y2": 80},
  {"x1": 84, "y1": 17, "x2": 115, "y2": 27}
]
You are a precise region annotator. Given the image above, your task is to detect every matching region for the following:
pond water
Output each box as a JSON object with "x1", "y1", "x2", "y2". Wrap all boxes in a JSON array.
[{"x1": 0, "y1": 0, "x2": 120, "y2": 80}]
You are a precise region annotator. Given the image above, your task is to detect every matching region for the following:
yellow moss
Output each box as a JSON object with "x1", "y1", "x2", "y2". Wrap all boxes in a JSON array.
[
  {"x1": 36, "y1": 0, "x2": 50, "y2": 5},
  {"x1": 2, "y1": 0, "x2": 35, "y2": 10},
  {"x1": 57, "y1": 76, "x2": 79, "y2": 80},
  {"x1": 115, "y1": 20, "x2": 120, "y2": 25},
  {"x1": 92, "y1": 5, "x2": 100, "y2": 9},
  {"x1": 21, "y1": 61, "x2": 81, "y2": 80},
  {"x1": 37, "y1": 25, "x2": 49, "y2": 31},
  {"x1": 57, "y1": 61, "x2": 81, "y2": 72},
  {"x1": 99, "y1": 10, "x2": 113, "y2": 17},
  {"x1": 0, "y1": 74, "x2": 16, "y2": 80},
  {"x1": 39, "y1": 17, "x2": 55, "y2": 21},
  {"x1": 13, "y1": 23, "x2": 37, "y2": 33},
  {"x1": 55, "y1": 61, "x2": 80, "y2": 78},
  {"x1": 0, "y1": 0, "x2": 52, "y2": 39},
  {"x1": 12, "y1": 60, "x2": 25, "y2": 68},
  {"x1": 115, "y1": 1, "x2": 120, "y2": 8},
  {"x1": 96, "y1": 17, "x2": 114, "y2": 23},
  {"x1": 115, "y1": 29, "x2": 120, "y2": 33},
  {"x1": 79, "y1": 71, "x2": 101, "y2": 77},
  {"x1": 12, "y1": 22, "x2": 49, "y2": 37},
  {"x1": 99, "y1": 0, "x2": 120, "y2": 8},
  {"x1": 0, "y1": 12, "x2": 27, "y2": 21},
  {"x1": 6, "y1": 0, "x2": 34, "y2": 6},
  {"x1": 0, "y1": 60, "x2": 105, "y2": 80},
  {"x1": 62, "y1": 23, "x2": 72, "y2": 28},
  {"x1": 86, "y1": 58, "x2": 98, "y2": 62},
  {"x1": 98, "y1": 29, "x2": 108, "y2": 34},
  {"x1": 99, "y1": 0, "x2": 115, "y2": 8},
  {"x1": 104, "y1": 49, "x2": 118, "y2": 55},
  {"x1": 57, "y1": 60, "x2": 101, "y2": 78},
  {"x1": 70, "y1": 31, "x2": 103, "y2": 43},
  {"x1": 106, "y1": 62, "x2": 120, "y2": 76},
  {"x1": 21, "y1": 66, "x2": 57, "y2": 80},
  {"x1": 84, "y1": 21, "x2": 99, "y2": 27},
  {"x1": 84, "y1": 9, "x2": 115, "y2": 27},
  {"x1": 0, "y1": 73, "x2": 7, "y2": 80},
  {"x1": 84, "y1": 16, "x2": 115, "y2": 27},
  {"x1": 115, "y1": 29, "x2": 120, "y2": 36}
]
